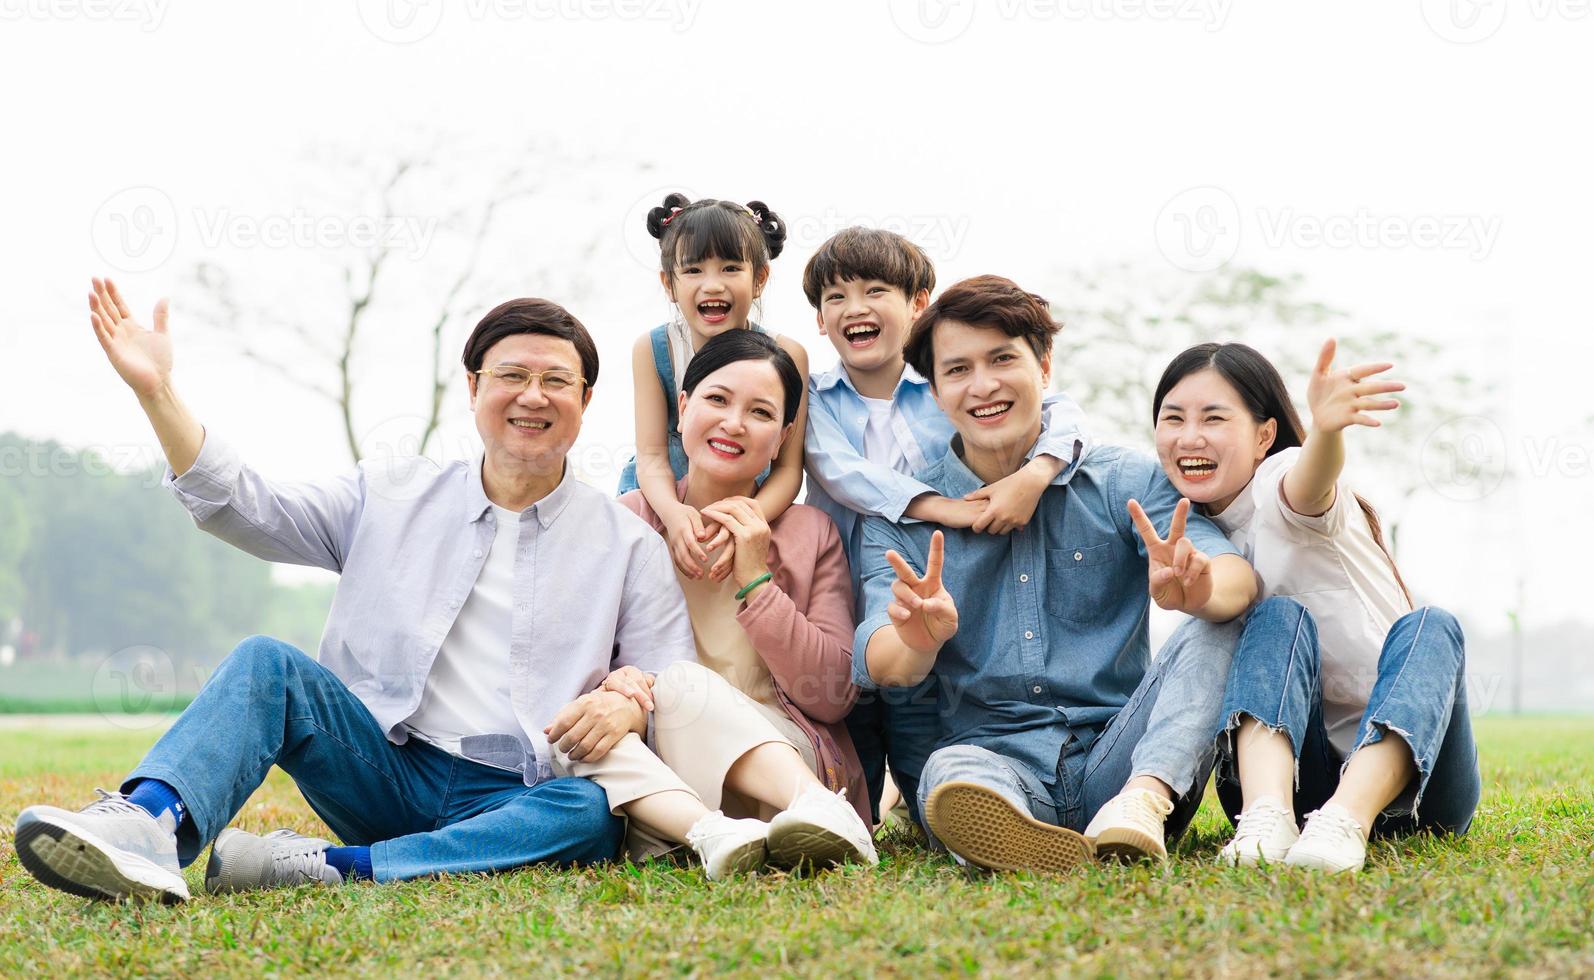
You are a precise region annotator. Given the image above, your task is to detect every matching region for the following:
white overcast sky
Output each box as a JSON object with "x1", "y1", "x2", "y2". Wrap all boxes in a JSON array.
[{"x1": 1, "y1": 0, "x2": 1591, "y2": 639}]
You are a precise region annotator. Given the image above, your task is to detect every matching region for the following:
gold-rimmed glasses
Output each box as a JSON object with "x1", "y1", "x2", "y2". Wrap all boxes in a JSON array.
[{"x1": 475, "y1": 365, "x2": 586, "y2": 395}]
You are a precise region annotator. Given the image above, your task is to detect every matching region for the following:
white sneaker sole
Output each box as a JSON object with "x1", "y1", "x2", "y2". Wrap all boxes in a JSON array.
[
  {"x1": 1217, "y1": 839, "x2": 1297, "y2": 867},
  {"x1": 1093, "y1": 823, "x2": 1168, "y2": 864},
  {"x1": 15, "y1": 812, "x2": 189, "y2": 903},
  {"x1": 765, "y1": 818, "x2": 874, "y2": 872},
  {"x1": 1284, "y1": 848, "x2": 1364, "y2": 873},
  {"x1": 701, "y1": 836, "x2": 769, "y2": 881}
]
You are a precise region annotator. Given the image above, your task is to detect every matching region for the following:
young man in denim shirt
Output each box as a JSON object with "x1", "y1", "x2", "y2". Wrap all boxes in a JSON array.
[{"x1": 853, "y1": 275, "x2": 1257, "y2": 869}]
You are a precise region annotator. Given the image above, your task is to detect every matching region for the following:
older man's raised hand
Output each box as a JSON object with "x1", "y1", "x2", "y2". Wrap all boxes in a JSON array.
[{"x1": 89, "y1": 278, "x2": 173, "y2": 399}]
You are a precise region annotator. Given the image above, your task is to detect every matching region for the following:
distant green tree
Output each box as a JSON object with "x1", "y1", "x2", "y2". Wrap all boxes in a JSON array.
[{"x1": 2, "y1": 433, "x2": 281, "y2": 664}]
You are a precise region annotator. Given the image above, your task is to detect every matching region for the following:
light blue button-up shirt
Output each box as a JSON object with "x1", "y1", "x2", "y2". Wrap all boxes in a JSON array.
[
  {"x1": 851, "y1": 440, "x2": 1241, "y2": 787},
  {"x1": 163, "y1": 433, "x2": 695, "y2": 784},
  {"x1": 803, "y1": 362, "x2": 1091, "y2": 604}
]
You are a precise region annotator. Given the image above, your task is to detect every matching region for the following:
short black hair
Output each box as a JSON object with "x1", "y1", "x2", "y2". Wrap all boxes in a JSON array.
[
  {"x1": 801, "y1": 226, "x2": 936, "y2": 308},
  {"x1": 902, "y1": 275, "x2": 1059, "y2": 388},
  {"x1": 462, "y1": 298, "x2": 599, "y2": 389},
  {"x1": 680, "y1": 330, "x2": 803, "y2": 427}
]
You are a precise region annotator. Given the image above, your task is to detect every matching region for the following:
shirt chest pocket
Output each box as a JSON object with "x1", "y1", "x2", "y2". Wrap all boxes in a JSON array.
[{"x1": 1043, "y1": 544, "x2": 1117, "y2": 625}]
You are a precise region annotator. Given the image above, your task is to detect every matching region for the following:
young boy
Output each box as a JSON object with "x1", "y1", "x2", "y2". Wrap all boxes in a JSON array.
[{"x1": 800, "y1": 228, "x2": 1091, "y2": 825}]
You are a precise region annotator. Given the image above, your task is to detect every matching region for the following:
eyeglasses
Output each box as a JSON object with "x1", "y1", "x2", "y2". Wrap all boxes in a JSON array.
[{"x1": 476, "y1": 366, "x2": 586, "y2": 395}]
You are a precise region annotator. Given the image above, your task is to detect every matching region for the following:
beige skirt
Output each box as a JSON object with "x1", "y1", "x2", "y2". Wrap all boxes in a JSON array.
[{"x1": 552, "y1": 660, "x2": 817, "y2": 859}]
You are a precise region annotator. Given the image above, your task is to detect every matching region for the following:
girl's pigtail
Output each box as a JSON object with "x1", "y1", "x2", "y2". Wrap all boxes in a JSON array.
[{"x1": 745, "y1": 199, "x2": 787, "y2": 259}]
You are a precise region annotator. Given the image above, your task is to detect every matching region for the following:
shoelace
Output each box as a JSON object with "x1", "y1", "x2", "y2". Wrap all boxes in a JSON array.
[
  {"x1": 1231, "y1": 801, "x2": 1294, "y2": 844},
  {"x1": 1300, "y1": 807, "x2": 1365, "y2": 847},
  {"x1": 264, "y1": 831, "x2": 332, "y2": 883},
  {"x1": 790, "y1": 784, "x2": 849, "y2": 815},
  {"x1": 685, "y1": 811, "x2": 735, "y2": 847},
  {"x1": 82, "y1": 788, "x2": 146, "y2": 818},
  {"x1": 1120, "y1": 790, "x2": 1175, "y2": 831}
]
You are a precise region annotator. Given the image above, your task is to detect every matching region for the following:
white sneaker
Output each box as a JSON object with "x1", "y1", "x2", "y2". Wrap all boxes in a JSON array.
[
  {"x1": 14, "y1": 789, "x2": 189, "y2": 903},
  {"x1": 1218, "y1": 796, "x2": 1300, "y2": 867},
  {"x1": 205, "y1": 828, "x2": 343, "y2": 893},
  {"x1": 684, "y1": 811, "x2": 770, "y2": 881},
  {"x1": 766, "y1": 785, "x2": 879, "y2": 871},
  {"x1": 1083, "y1": 788, "x2": 1175, "y2": 863},
  {"x1": 1285, "y1": 803, "x2": 1368, "y2": 873}
]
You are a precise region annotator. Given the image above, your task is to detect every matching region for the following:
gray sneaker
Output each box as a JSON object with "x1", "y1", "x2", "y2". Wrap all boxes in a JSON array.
[
  {"x1": 14, "y1": 789, "x2": 189, "y2": 903},
  {"x1": 205, "y1": 828, "x2": 344, "y2": 893}
]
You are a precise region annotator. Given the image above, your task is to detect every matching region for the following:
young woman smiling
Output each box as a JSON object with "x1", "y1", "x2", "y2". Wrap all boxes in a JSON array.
[{"x1": 1151, "y1": 340, "x2": 1479, "y2": 873}]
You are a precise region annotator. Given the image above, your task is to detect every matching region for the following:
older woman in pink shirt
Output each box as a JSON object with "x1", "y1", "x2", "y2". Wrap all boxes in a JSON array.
[{"x1": 550, "y1": 329, "x2": 872, "y2": 879}]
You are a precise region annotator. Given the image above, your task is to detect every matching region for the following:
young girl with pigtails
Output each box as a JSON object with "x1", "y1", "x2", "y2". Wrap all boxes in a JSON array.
[{"x1": 620, "y1": 193, "x2": 811, "y2": 582}]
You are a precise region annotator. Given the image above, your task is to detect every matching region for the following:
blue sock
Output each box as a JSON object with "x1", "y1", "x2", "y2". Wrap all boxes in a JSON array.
[
  {"x1": 126, "y1": 779, "x2": 187, "y2": 834},
  {"x1": 324, "y1": 846, "x2": 373, "y2": 881}
]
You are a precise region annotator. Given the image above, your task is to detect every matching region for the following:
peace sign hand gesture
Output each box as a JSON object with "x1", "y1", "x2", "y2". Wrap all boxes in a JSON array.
[
  {"x1": 1306, "y1": 338, "x2": 1405, "y2": 435},
  {"x1": 1127, "y1": 497, "x2": 1213, "y2": 613},
  {"x1": 884, "y1": 530, "x2": 959, "y2": 654}
]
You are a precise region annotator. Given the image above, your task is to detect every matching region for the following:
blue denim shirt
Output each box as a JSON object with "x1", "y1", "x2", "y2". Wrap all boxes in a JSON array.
[
  {"x1": 851, "y1": 440, "x2": 1241, "y2": 787},
  {"x1": 803, "y1": 361, "x2": 1091, "y2": 607}
]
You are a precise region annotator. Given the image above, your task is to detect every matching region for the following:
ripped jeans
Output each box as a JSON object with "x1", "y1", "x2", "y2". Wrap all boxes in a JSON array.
[{"x1": 1215, "y1": 596, "x2": 1480, "y2": 837}]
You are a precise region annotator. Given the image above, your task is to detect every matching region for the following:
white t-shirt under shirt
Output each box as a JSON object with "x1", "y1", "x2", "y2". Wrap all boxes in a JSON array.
[
  {"x1": 1209, "y1": 447, "x2": 1411, "y2": 758},
  {"x1": 860, "y1": 395, "x2": 914, "y2": 477},
  {"x1": 403, "y1": 503, "x2": 523, "y2": 760}
]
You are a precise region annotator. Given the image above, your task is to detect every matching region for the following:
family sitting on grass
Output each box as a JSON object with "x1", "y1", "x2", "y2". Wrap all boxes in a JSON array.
[{"x1": 13, "y1": 197, "x2": 1479, "y2": 904}]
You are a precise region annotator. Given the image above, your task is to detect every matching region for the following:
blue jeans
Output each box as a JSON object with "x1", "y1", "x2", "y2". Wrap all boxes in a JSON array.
[
  {"x1": 917, "y1": 614, "x2": 1241, "y2": 844},
  {"x1": 1215, "y1": 597, "x2": 1480, "y2": 836},
  {"x1": 123, "y1": 636, "x2": 622, "y2": 881},
  {"x1": 845, "y1": 676, "x2": 941, "y2": 825}
]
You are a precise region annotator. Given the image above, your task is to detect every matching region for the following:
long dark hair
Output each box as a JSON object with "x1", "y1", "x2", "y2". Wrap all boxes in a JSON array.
[{"x1": 1152, "y1": 342, "x2": 1411, "y2": 606}]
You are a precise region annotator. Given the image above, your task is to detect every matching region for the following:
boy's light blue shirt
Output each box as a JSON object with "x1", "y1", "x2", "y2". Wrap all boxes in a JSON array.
[{"x1": 802, "y1": 359, "x2": 1091, "y2": 601}]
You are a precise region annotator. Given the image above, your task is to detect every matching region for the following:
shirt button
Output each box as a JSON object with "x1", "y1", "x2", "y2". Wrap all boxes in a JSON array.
[
  {"x1": 447, "y1": 600, "x2": 459, "y2": 610},
  {"x1": 1019, "y1": 574, "x2": 1029, "y2": 583},
  {"x1": 1074, "y1": 551, "x2": 1083, "y2": 561},
  {"x1": 1024, "y1": 630, "x2": 1034, "y2": 639},
  {"x1": 473, "y1": 549, "x2": 483, "y2": 559},
  {"x1": 1032, "y1": 685, "x2": 1042, "y2": 694}
]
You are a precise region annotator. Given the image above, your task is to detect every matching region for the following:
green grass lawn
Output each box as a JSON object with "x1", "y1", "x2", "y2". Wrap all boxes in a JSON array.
[{"x1": 2, "y1": 717, "x2": 1590, "y2": 977}]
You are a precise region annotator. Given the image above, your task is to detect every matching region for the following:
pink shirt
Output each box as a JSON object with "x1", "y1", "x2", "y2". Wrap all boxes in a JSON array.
[{"x1": 619, "y1": 484, "x2": 868, "y2": 824}]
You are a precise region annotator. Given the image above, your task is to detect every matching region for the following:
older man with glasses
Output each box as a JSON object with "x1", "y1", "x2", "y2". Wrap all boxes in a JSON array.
[{"x1": 13, "y1": 279, "x2": 694, "y2": 902}]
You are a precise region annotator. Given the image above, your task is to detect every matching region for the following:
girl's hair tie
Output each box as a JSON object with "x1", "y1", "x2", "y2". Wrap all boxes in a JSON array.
[{"x1": 660, "y1": 206, "x2": 684, "y2": 226}]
